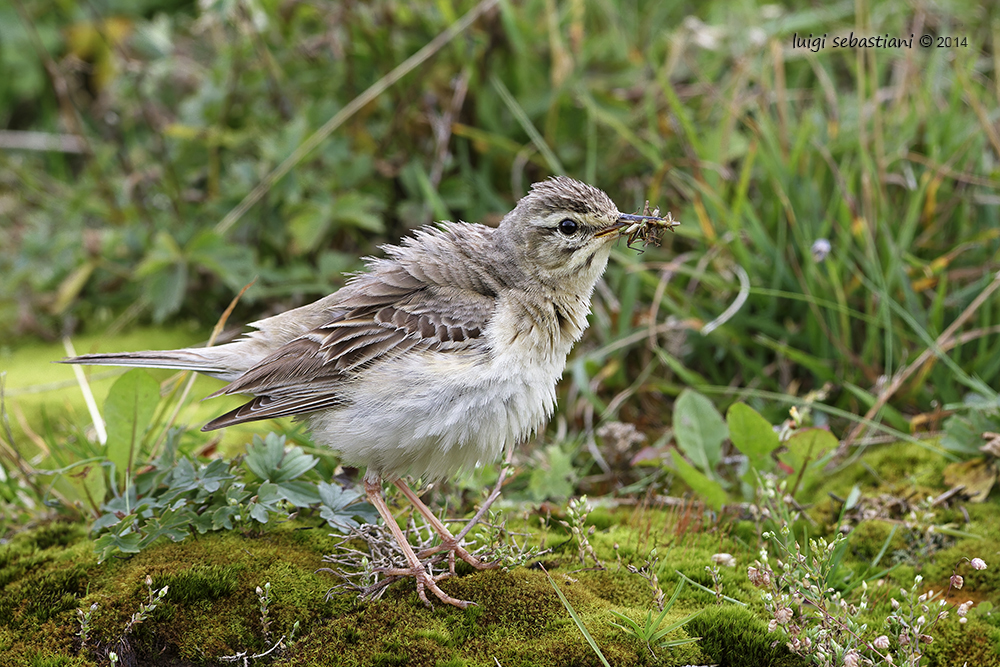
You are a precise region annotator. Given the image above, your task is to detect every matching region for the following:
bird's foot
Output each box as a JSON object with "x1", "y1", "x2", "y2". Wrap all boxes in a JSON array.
[
  {"x1": 417, "y1": 539, "x2": 500, "y2": 573},
  {"x1": 381, "y1": 564, "x2": 474, "y2": 609}
]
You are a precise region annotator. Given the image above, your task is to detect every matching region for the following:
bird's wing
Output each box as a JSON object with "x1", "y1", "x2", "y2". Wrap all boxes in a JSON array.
[{"x1": 202, "y1": 267, "x2": 495, "y2": 430}]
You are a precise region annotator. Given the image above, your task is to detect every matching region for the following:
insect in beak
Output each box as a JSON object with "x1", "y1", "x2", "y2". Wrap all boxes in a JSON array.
[{"x1": 595, "y1": 201, "x2": 680, "y2": 249}]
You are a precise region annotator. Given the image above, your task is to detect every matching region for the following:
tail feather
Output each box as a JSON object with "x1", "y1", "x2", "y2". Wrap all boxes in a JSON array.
[{"x1": 60, "y1": 349, "x2": 239, "y2": 382}]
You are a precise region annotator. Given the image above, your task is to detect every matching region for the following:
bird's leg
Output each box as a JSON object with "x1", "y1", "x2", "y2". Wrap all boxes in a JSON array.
[
  {"x1": 364, "y1": 479, "x2": 473, "y2": 609},
  {"x1": 453, "y1": 449, "x2": 514, "y2": 544},
  {"x1": 393, "y1": 479, "x2": 498, "y2": 571}
]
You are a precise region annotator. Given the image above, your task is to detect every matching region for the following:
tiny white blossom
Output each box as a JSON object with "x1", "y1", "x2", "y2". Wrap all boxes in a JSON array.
[
  {"x1": 712, "y1": 553, "x2": 737, "y2": 567},
  {"x1": 971, "y1": 558, "x2": 987, "y2": 570},
  {"x1": 874, "y1": 635, "x2": 890, "y2": 649}
]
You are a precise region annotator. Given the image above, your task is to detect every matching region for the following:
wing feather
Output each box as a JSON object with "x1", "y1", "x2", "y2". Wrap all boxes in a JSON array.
[{"x1": 202, "y1": 271, "x2": 495, "y2": 430}]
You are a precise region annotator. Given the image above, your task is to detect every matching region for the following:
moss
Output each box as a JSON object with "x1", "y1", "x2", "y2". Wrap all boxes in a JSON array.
[
  {"x1": 847, "y1": 519, "x2": 906, "y2": 563},
  {"x1": 686, "y1": 605, "x2": 807, "y2": 667},
  {"x1": 923, "y1": 618, "x2": 1000, "y2": 667},
  {"x1": 158, "y1": 564, "x2": 244, "y2": 604},
  {"x1": 1, "y1": 436, "x2": 998, "y2": 667}
]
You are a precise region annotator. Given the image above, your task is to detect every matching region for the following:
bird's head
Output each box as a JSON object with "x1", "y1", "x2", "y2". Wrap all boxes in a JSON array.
[{"x1": 499, "y1": 176, "x2": 678, "y2": 290}]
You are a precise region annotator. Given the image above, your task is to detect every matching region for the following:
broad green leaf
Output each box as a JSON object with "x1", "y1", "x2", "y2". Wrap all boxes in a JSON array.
[
  {"x1": 670, "y1": 450, "x2": 728, "y2": 510},
  {"x1": 95, "y1": 532, "x2": 142, "y2": 562},
  {"x1": 779, "y1": 428, "x2": 839, "y2": 493},
  {"x1": 186, "y1": 229, "x2": 256, "y2": 291},
  {"x1": 244, "y1": 433, "x2": 317, "y2": 483},
  {"x1": 244, "y1": 433, "x2": 286, "y2": 480},
  {"x1": 135, "y1": 230, "x2": 183, "y2": 276},
  {"x1": 287, "y1": 202, "x2": 331, "y2": 254},
  {"x1": 274, "y1": 480, "x2": 321, "y2": 507},
  {"x1": 145, "y1": 263, "x2": 188, "y2": 322},
  {"x1": 330, "y1": 191, "x2": 385, "y2": 233},
  {"x1": 528, "y1": 444, "x2": 576, "y2": 502},
  {"x1": 138, "y1": 509, "x2": 193, "y2": 547},
  {"x1": 104, "y1": 369, "x2": 160, "y2": 480},
  {"x1": 673, "y1": 389, "x2": 728, "y2": 478},
  {"x1": 727, "y1": 403, "x2": 779, "y2": 466},
  {"x1": 319, "y1": 481, "x2": 378, "y2": 532}
]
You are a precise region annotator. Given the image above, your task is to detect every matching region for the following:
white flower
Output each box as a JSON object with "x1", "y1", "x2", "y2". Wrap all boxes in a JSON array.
[
  {"x1": 811, "y1": 238, "x2": 832, "y2": 261},
  {"x1": 971, "y1": 558, "x2": 987, "y2": 570},
  {"x1": 712, "y1": 553, "x2": 737, "y2": 567},
  {"x1": 874, "y1": 635, "x2": 890, "y2": 649}
]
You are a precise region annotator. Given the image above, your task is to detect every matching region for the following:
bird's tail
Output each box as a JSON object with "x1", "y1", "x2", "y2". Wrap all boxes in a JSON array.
[{"x1": 60, "y1": 347, "x2": 241, "y2": 382}]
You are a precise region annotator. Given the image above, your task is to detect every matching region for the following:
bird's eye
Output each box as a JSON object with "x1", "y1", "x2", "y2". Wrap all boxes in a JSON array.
[{"x1": 557, "y1": 218, "x2": 579, "y2": 236}]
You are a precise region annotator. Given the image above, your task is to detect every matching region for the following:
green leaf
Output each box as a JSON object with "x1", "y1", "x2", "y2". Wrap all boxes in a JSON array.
[
  {"x1": 135, "y1": 230, "x2": 183, "y2": 277},
  {"x1": 244, "y1": 434, "x2": 285, "y2": 480},
  {"x1": 330, "y1": 191, "x2": 386, "y2": 233},
  {"x1": 727, "y1": 403, "x2": 779, "y2": 468},
  {"x1": 145, "y1": 263, "x2": 188, "y2": 322},
  {"x1": 104, "y1": 369, "x2": 160, "y2": 480},
  {"x1": 318, "y1": 481, "x2": 377, "y2": 532},
  {"x1": 670, "y1": 450, "x2": 728, "y2": 510},
  {"x1": 673, "y1": 389, "x2": 728, "y2": 477},
  {"x1": 527, "y1": 444, "x2": 577, "y2": 502},
  {"x1": 248, "y1": 482, "x2": 283, "y2": 524},
  {"x1": 779, "y1": 428, "x2": 839, "y2": 493},
  {"x1": 94, "y1": 532, "x2": 142, "y2": 562},
  {"x1": 186, "y1": 229, "x2": 256, "y2": 292},
  {"x1": 274, "y1": 480, "x2": 321, "y2": 507},
  {"x1": 212, "y1": 504, "x2": 240, "y2": 531},
  {"x1": 244, "y1": 433, "x2": 317, "y2": 482},
  {"x1": 287, "y1": 201, "x2": 331, "y2": 254},
  {"x1": 138, "y1": 509, "x2": 193, "y2": 548},
  {"x1": 544, "y1": 569, "x2": 612, "y2": 667}
]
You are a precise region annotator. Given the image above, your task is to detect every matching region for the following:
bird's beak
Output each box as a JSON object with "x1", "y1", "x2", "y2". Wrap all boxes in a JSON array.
[{"x1": 594, "y1": 211, "x2": 680, "y2": 240}]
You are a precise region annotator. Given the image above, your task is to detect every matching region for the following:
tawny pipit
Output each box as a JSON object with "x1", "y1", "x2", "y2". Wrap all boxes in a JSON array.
[{"x1": 63, "y1": 177, "x2": 678, "y2": 608}]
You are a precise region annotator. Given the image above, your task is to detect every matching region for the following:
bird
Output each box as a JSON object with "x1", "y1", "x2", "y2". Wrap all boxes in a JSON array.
[{"x1": 62, "y1": 176, "x2": 678, "y2": 608}]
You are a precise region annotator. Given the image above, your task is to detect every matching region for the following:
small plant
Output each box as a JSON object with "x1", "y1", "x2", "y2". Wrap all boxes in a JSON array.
[
  {"x1": 124, "y1": 576, "x2": 170, "y2": 636},
  {"x1": 220, "y1": 583, "x2": 290, "y2": 664},
  {"x1": 542, "y1": 564, "x2": 612, "y2": 667},
  {"x1": 624, "y1": 549, "x2": 666, "y2": 610},
  {"x1": 609, "y1": 578, "x2": 703, "y2": 658},
  {"x1": 748, "y1": 476, "x2": 989, "y2": 666},
  {"x1": 475, "y1": 510, "x2": 546, "y2": 570},
  {"x1": 559, "y1": 496, "x2": 604, "y2": 569},
  {"x1": 881, "y1": 558, "x2": 989, "y2": 667},
  {"x1": 90, "y1": 432, "x2": 377, "y2": 561},
  {"x1": 257, "y1": 582, "x2": 272, "y2": 643},
  {"x1": 76, "y1": 602, "x2": 98, "y2": 652}
]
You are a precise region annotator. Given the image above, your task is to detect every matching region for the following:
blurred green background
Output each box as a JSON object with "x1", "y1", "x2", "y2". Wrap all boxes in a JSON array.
[{"x1": 1, "y1": 0, "x2": 999, "y2": 509}]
